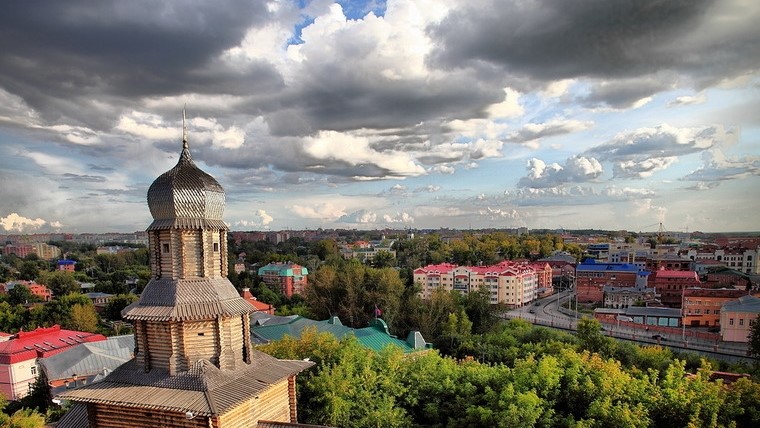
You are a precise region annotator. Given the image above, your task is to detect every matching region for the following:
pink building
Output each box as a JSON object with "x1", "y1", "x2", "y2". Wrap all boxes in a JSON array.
[
  {"x1": 0, "y1": 325, "x2": 105, "y2": 400},
  {"x1": 720, "y1": 295, "x2": 760, "y2": 343}
]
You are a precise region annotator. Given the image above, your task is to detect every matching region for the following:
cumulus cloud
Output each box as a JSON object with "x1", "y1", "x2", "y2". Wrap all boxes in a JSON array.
[
  {"x1": 480, "y1": 207, "x2": 520, "y2": 220},
  {"x1": 681, "y1": 149, "x2": 760, "y2": 183},
  {"x1": 0, "y1": 213, "x2": 48, "y2": 232},
  {"x1": 518, "y1": 156, "x2": 603, "y2": 188},
  {"x1": 583, "y1": 124, "x2": 736, "y2": 179},
  {"x1": 233, "y1": 209, "x2": 273, "y2": 228},
  {"x1": 337, "y1": 209, "x2": 378, "y2": 224},
  {"x1": 291, "y1": 202, "x2": 346, "y2": 220},
  {"x1": 414, "y1": 185, "x2": 441, "y2": 193},
  {"x1": 382, "y1": 212, "x2": 415, "y2": 224},
  {"x1": 505, "y1": 185, "x2": 656, "y2": 207},
  {"x1": 579, "y1": 76, "x2": 675, "y2": 109}
]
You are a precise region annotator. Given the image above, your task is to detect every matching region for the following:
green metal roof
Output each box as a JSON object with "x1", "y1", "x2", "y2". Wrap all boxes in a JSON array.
[
  {"x1": 257, "y1": 263, "x2": 309, "y2": 277},
  {"x1": 251, "y1": 316, "x2": 419, "y2": 353}
]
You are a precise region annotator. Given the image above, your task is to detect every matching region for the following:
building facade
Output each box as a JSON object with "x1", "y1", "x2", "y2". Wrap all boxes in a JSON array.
[
  {"x1": 0, "y1": 325, "x2": 105, "y2": 401},
  {"x1": 257, "y1": 262, "x2": 309, "y2": 298},
  {"x1": 682, "y1": 287, "x2": 749, "y2": 327},
  {"x1": 575, "y1": 260, "x2": 646, "y2": 304},
  {"x1": 414, "y1": 261, "x2": 538, "y2": 308},
  {"x1": 650, "y1": 270, "x2": 701, "y2": 308},
  {"x1": 720, "y1": 295, "x2": 760, "y2": 342}
]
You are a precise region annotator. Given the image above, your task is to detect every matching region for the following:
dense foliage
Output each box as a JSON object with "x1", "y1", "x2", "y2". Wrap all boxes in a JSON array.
[{"x1": 261, "y1": 320, "x2": 760, "y2": 428}]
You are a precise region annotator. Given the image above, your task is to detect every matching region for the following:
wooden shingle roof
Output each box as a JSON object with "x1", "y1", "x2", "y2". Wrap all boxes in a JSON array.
[
  {"x1": 58, "y1": 350, "x2": 314, "y2": 417},
  {"x1": 123, "y1": 278, "x2": 254, "y2": 321}
]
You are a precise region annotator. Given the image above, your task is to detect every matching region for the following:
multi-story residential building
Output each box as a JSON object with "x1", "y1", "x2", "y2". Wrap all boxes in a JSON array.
[
  {"x1": 257, "y1": 262, "x2": 309, "y2": 298},
  {"x1": 0, "y1": 325, "x2": 105, "y2": 400},
  {"x1": 682, "y1": 287, "x2": 749, "y2": 327},
  {"x1": 0, "y1": 281, "x2": 53, "y2": 302},
  {"x1": 720, "y1": 295, "x2": 760, "y2": 342},
  {"x1": 414, "y1": 261, "x2": 538, "y2": 308},
  {"x1": 575, "y1": 260, "x2": 647, "y2": 304},
  {"x1": 651, "y1": 270, "x2": 701, "y2": 308},
  {"x1": 2, "y1": 244, "x2": 35, "y2": 258},
  {"x1": 528, "y1": 262, "x2": 553, "y2": 294}
]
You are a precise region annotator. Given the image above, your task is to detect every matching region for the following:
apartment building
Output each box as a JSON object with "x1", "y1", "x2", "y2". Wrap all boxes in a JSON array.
[
  {"x1": 257, "y1": 262, "x2": 309, "y2": 298},
  {"x1": 414, "y1": 261, "x2": 538, "y2": 308},
  {"x1": 720, "y1": 295, "x2": 760, "y2": 342}
]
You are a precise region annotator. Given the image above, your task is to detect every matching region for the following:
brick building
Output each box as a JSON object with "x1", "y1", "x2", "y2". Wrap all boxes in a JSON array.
[
  {"x1": 575, "y1": 260, "x2": 647, "y2": 304},
  {"x1": 56, "y1": 259, "x2": 77, "y2": 272},
  {"x1": 650, "y1": 270, "x2": 701, "y2": 308},
  {"x1": 257, "y1": 262, "x2": 309, "y2": 298},
  {"x1": 682, "y1": 287, "x2": 749, "y2": 327}
]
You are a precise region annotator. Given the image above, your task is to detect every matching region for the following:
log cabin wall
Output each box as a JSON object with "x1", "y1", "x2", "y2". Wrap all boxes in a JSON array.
[
  {"x1": 218, "y1": 316, "x2": 245, "y2": 370},
  {"x1": 182, "y1": 230, "x2": 203, "y2": 278},
  {"x1": 182, "y1": 320, "x2": 221, "y2": 367},
  {"x1": 145, "y1": 322, "x2": 174, "y2": 370},
  {"x1": 250, "y1": 379, "x2": 291, "y2": 426},
  {"x1": 88, "y1": 403, "x2": 210, "y2": 428}
]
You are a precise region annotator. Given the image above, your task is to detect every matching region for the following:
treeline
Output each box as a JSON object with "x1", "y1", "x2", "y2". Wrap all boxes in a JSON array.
[{"x1": 262, "y1": 319, "x2": 760, "y2": 428}]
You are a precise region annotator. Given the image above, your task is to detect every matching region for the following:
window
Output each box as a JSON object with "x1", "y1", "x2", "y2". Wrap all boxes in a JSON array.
[
  {"x1": 729, "y1": 318, "x2": 734, "y2": 325},
  {"x1": 739, "y1": 319, "x2": 744, "y2": 326},
  {"x1": 31, "y1": 366, "x2": 37, "y2": 376},
  {"x1": 161, "y1": 242, "x2": 170, "y2": 254},
  {"x1": 213, "y1": 243, "x2": 219, "y2": 252}
]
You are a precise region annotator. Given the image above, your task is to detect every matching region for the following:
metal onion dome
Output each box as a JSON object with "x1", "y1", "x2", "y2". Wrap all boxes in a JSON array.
[{"x1": 146, "y1": 137, "x2": 228, "y2": 231}]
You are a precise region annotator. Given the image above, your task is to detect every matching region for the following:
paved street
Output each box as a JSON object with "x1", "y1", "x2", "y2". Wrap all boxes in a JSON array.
[{"x1": 503, "y1": 291, "x2": 754, "y2": 364}]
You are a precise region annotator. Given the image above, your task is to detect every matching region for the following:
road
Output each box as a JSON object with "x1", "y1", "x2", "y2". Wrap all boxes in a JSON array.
[{"x1": 503, "y1": 291, "x2": 754, "y2": 364}]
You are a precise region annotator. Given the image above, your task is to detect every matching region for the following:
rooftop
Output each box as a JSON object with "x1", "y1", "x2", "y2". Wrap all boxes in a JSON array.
[{"x1": 0, "y1": 325, "x2": 106, "y2": 364}]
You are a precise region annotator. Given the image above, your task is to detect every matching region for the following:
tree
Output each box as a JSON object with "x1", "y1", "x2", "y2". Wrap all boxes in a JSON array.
[
  {"x1": 576, "y1": 317, "x2": 615, "y2": 357},
  {"x1": 7, "y1": 285, "x2": 40, "y2": 306},
  {"x1": 18, "y1": 261, "x2": 41, "y2": 281},
  {"x1": 749, "y1": 314, "x2": 760, "y2": 360},
  {"x1": 102, "y1": 294, "x2": 139, "y2": 321},
  {"x1": 37, "y1": 271, "x2": 79, "y2": 297},
  {"x1": 370, "y1": 250, "x2": 395, "y2": 268},
  {"x1": 69, "y1": 303, "x2": 99, "y2": 333}
]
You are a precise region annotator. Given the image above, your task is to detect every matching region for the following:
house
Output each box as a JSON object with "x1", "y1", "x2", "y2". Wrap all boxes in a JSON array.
[
  {"x1": 56, "y1": 259, "x2": 77, "y2": 272},
  {"x1": 603, "y1": 285, "x2": 657, "y2": 309},
  {"x1": 0, "y1": 325, "x2": 105, "y2": 400},
  {"x1": 250, "y1": 314, "x2": 430, "y2": 354},
  {"x1": 0, "y1": 281, "x2": 53, "y2": 302},
  {"x1": 241, "y1": 287, "x2": 276, "y2": 315},
  {"x1": 38, "y1": 335, "x2": 133, "y2": 397},
  {"x1": 720, "y1": 295, "x2": 760, "y2": 342},
  {"x1": 84, "y1": 292, "x2": 115, "y2": 313},
  {"x1": 258, "y1": 262, "x2": 309, "y2": 298},
  {"x1": 57, "y1": 128, "x2": 314, "y2": 427}
]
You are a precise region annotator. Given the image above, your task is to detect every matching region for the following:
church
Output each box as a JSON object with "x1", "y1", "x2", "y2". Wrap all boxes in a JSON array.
[{"x1": 57, "y1": 121, "x2": 315, "y2": 427}]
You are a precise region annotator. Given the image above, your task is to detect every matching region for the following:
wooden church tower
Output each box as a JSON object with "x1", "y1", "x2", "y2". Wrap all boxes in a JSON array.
[{"x1": 58, "y1": 117, "x2": 313, "y2": 427}]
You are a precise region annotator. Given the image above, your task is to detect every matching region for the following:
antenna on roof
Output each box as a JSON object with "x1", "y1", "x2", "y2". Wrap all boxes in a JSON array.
[{"x1": 182, "y1": 104, "x2": 188, "y2": 145}]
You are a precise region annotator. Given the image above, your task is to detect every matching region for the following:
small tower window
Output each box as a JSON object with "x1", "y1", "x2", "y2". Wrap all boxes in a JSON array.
[
  {"x1": 213, "y1": 243, "x2": 219, "y2": 252},
  {"x1": 161, "y1": 242, "x2": 170, "y2": 254}
]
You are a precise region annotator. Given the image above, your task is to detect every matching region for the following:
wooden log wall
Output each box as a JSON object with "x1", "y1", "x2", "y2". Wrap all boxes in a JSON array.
[
  {"x1": 88, "y1": 403, "x2": 210, "y2": 428},
  {"x1": 182, "y1": 320, "x2": 220, "y2": 367},
  {"x1": 218, "y1": 316, "x2": 244, "y2": 370},
  {"x1": 250, "y1": 379, "x2": 291, "y2": 427},
  {"x1": 145, "y1": 322, "x2": 174, "y2": 370},
  {"x1": 182, "y1": 230, "x2": 203, "y2": 278}
]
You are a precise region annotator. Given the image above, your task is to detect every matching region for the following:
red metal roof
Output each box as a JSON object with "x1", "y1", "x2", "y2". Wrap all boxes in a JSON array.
[
  {"x1": 654, "y1": 270, "x2": 699, "y2": 279},
  {"x1": 0, "y1": 325, "x2": 106, "y2": 364}
]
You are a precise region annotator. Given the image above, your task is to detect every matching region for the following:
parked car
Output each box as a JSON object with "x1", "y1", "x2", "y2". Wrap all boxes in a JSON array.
[
  {"x1": 651, "y1": 334, "x2": 665, "y2": 341},
  {"x1": 528, "y1": 309, "x2": 536, "y2": 314},
  {"x1": 534, "y1": 301, "x2": 541, "y2": 306}
]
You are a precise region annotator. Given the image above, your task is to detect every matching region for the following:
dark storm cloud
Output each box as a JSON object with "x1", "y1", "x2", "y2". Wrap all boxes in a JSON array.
[
  {"x1": 0, "y1": 0, "x2": 276, "y2": 128},
  {"x1": 579, "y1": 77, "x2": 674, "y2": 109},
  {"x1": 428, "y1": 0, "x2": 757, "y2": 87}
]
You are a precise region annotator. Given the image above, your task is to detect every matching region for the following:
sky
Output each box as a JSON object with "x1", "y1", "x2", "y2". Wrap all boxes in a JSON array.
[{"x1": 0, "y1": 0, "x2": 758, "y2": 234}]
